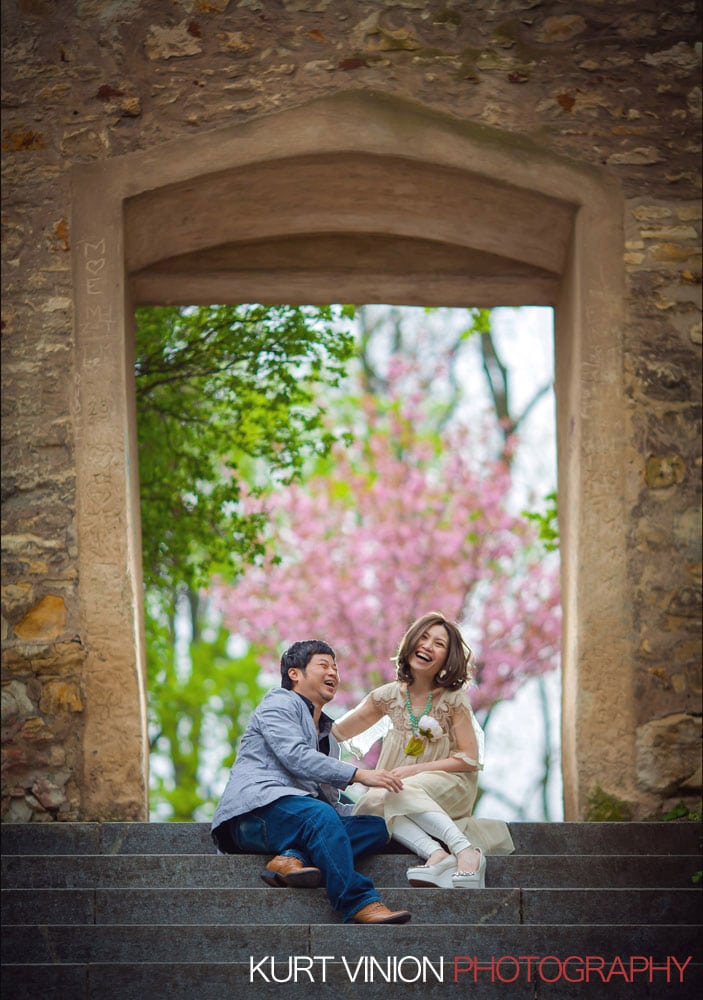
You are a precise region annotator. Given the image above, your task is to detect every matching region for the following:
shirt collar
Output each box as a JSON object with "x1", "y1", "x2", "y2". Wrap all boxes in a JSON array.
[{"x1": 294, "y1": 691, "x2": 333, "y2": 734}]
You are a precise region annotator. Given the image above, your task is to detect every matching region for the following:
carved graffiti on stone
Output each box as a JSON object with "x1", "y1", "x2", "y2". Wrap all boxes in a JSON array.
[
  {"x1": 76, "y1": 241, "x2": 114, "y2": 419},
  {"x1": 79, "y1": 238, "x2": 107, "y2": 296},
  {"x1": 80, "y1": 303, "x2": 114, "y2": 340}
]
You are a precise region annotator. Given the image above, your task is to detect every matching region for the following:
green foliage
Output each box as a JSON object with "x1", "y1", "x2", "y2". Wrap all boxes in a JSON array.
[
  {"x1": 135, "y1": 303, "x2": 354, "y2": 594},
  {"x1": 147, "y1": 593, "x2": 265, "y2": 821},
  {"x1": 458, "y1": 306, "x2": 492, "y2": 339},
  {"x1": 662, "y1": 801, "x2": 703, "y2": 883},
  {"x1": 662, "y1": 800, "x2": 702, "y2": 822},
  {"x1": 522, "y1": 491, "x2": 559, "y2": 552},
  {"x1": 585, "y1": 785, "x2": 634, "y2": 822},
  {"x1": 136, "y1": 303, "x2": 354, "y2": 819}
]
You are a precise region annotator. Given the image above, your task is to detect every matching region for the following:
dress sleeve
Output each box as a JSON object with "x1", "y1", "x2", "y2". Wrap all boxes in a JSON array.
[
  {"x1": 333, "y1": 684, "x2": 394, "y2": 760},
  {"x1": 448, "y1": 687, "x2": 485, "y2": 770}
]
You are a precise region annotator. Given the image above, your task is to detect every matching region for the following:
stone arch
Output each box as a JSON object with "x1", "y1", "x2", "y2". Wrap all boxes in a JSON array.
[{"x1": 70, "y1": 91, "x2": 627, "y2": 820}]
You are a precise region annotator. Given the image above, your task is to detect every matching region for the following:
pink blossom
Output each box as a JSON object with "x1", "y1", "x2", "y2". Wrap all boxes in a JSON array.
[{"x1": 212, "y1": 367, "x2": 561, "y2": 714}]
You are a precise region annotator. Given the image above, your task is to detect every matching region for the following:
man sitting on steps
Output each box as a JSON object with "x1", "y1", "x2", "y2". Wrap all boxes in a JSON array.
[{"x1": 211, "y1": 639, "x2": 412, "y2": 925}]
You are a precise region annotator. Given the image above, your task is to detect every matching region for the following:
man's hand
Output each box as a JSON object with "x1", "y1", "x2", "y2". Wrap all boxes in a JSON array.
[{"x1": 353, "y1": 768, "x2": 404, "y2": 792}]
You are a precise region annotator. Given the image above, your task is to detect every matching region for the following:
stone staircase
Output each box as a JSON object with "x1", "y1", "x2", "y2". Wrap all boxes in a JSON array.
[{"x1": 1, "y1": 821, "x2": 701, "y2": 999}]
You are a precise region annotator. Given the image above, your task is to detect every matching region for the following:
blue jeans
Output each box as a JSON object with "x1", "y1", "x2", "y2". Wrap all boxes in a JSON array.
[{"x1": 225, "y1": 795, "x2": 390, "y2": 922}]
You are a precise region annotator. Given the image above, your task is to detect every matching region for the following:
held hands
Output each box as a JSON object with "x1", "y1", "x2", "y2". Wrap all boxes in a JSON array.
[
  {"x1": 353, "y1": 768, "x2": 404, "y2": 793},
  {"x1": 389, "y1": 764, "x2": 421, "y2": 779}
]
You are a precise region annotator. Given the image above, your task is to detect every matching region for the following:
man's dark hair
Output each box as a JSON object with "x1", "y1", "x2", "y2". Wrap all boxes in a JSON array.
[{"x1": 280, "y1": 639, "x2": 336, "y2": 689}]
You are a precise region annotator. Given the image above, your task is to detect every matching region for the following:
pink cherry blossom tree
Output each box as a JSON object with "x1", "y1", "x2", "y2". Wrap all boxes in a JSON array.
[{"x1": 213, "y1": 359, "x2": 560, "y2": 716}]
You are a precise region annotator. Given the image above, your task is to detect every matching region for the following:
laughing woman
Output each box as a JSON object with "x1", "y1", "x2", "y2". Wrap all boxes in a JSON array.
[{"x1": 331, "y1": 612, "x2": 514, "y2": 888}]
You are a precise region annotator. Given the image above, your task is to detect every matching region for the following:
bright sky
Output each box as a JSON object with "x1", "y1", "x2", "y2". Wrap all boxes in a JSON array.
[{"x1": 473, "y1": 307, "x2": 563, "y2": 821}]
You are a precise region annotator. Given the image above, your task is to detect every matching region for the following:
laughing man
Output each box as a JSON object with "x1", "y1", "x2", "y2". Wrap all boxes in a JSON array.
[{"x1": 211, "y1": 639, "x2": 412, "y2": 924}]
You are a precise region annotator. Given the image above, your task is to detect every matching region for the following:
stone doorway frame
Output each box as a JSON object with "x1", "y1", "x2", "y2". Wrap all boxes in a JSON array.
[{"x1": 70, "y1": 91, "x2": 628, "y2": 821}]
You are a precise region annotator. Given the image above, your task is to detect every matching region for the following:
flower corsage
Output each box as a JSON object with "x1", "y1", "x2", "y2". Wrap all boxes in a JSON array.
[{"x1": 404, "y1": 714, "x2": 444, "y2": 757}]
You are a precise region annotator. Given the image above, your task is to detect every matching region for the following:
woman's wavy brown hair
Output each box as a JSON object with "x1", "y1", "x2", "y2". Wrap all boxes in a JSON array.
[{"x1": 395, "y1": 611, "x2": 474, "y2": 691}]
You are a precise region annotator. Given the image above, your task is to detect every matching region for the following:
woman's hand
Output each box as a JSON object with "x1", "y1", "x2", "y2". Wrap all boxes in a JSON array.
[{"x1": 390, "y1": 764, "x2": 422, "y2": 779}]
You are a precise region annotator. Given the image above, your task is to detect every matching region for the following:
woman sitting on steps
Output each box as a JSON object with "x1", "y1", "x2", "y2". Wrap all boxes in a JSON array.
[{"x1": 332, "y1": 611, "x2": 514, "y2": 888}]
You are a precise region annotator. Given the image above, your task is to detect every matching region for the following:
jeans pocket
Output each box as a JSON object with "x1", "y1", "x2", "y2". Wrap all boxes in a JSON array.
[{"x1": 234, "y1": 814, "x2": 269, "y2": 852}]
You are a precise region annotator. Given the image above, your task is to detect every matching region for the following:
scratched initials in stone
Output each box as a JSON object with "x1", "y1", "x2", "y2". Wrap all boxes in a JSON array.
[
  {"x1": 80, "y1": 304, "x2": 114, "y2": 337},
  {"x1": 87, "y1": 396, "x2": 110, "y2": 419},
  {"x1": 82, "y1": 238, "x2": 107, "y2": 295}
]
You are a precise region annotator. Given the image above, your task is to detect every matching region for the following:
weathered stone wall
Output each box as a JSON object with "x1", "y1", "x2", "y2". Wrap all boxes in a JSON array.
[{"x1": 2, "y1": 0, "x2": 701, "y2": 822}]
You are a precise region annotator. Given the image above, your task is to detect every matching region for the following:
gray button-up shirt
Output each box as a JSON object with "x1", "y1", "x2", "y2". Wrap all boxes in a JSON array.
[{"x1": 211, "y1": 687, "x2": 358, "y2": 836}]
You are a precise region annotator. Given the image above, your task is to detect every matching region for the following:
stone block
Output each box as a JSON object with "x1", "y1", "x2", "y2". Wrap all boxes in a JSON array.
[
  {"x1": 1, "y1": 680, "x2": 35, "y2": 720},
  {"x1": 145, "y1": 22, "x2": 203, "y2": 60},
  {"x1": 636, "y1": 712, "x2": 702, "y2": 794},
  {"x1": 644, "y1": 455, "x2": 686, "y2": 488},
  {"x1": 13, "y1": 595, "x2": 67, "y2": 641},
  {"x1": 39, "y1": 679, "x2": 84, "y2": 716}
]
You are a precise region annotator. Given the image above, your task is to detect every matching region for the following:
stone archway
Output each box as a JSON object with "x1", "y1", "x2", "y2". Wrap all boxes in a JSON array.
[{"x1": 70, "y1": 91, "x2": 627, "y2": 821}]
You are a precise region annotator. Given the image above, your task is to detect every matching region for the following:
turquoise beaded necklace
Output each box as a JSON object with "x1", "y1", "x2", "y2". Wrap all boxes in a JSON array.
[{"x1": 405, "y1": 687, "x2": 433, "y2": 735}]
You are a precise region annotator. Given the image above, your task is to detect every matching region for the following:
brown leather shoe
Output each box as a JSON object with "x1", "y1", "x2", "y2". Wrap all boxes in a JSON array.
[
  {"x1": 260, "y1": 855, "x2": 322, "y2": 888},
  {"x1": 350, "y1": 901, "x2": 412, "y2": 924}
]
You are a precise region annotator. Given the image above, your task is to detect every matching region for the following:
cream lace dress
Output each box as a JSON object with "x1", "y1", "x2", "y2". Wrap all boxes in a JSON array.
[{"x1": 338, "y1": 681, "x2": 514, "y2": 856}]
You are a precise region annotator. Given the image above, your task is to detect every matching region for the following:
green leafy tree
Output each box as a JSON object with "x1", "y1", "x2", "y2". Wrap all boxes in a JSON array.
[
  {"x1": 147, "y1": 589, "x2": 265, "y2": 820},
  {"x1": 135, "y1": 303, "x2": 354, "y2": 818},
  {"x1": 523, "y1": 490, "x2": 559, "y2": 553},
  {"x1": 136, "y1": 303, "x2": 354, "y2": 594}
]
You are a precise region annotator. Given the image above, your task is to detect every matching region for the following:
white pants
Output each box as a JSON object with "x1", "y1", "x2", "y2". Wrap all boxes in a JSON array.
[{"x1": 391, "y1": 810, "x2": 472, "y2": 860}]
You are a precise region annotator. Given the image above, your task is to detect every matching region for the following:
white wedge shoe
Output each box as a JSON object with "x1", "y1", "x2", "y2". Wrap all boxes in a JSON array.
[
  {"x1": 451, "y1": 847, "x2": 486, "y2": 889},
  {"x1": 406, "y1": 855, "x2": 456, "y2": 888}
]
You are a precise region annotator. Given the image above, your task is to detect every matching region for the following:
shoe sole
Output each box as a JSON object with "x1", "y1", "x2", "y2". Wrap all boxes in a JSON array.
[
  {"x1": 260, "y1": 869, "x2": 322, "y2": 888},
  {"x1": 352, "y1": 912, "x2": 412, "y2": 924},
  {"x1": 407, "y1": 873, "x2": 455, "y2": 889}
]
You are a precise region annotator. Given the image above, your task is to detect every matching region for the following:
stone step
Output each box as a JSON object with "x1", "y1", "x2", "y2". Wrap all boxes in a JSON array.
[
  {"x1": 2, "y1": 820, "x2": 701, "y2": 856},
  {"x1": 3, "y1": 821, "x2": 700, "y2": 999},
  {"x1": 2, "y1": 886, "x2": 701, "y2": 926},
  {"x1": 2, "y1": 852, "x2": 699, "y2": 889},
  {"x1": 2, "y1": 921, "x2": 701, "y2": 966},
  {"x1": 3, "y1": 960, "x2": 701, "y2": 1000}
]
